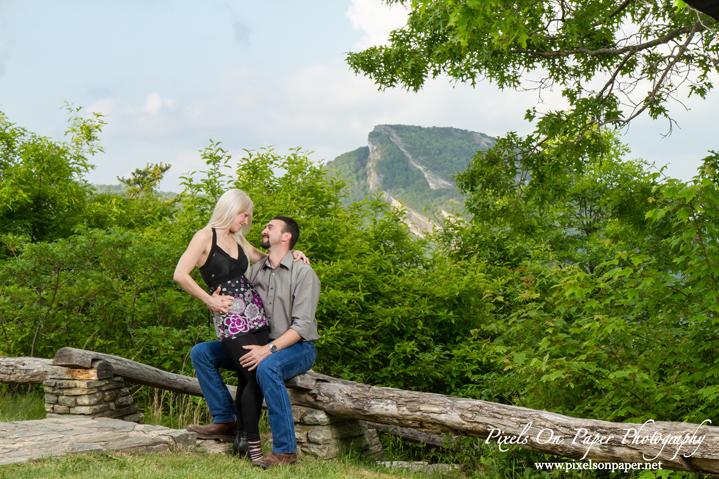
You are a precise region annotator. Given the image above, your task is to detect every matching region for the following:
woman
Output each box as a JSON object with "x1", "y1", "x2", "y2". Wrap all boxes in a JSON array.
[{"x1": 173, "y1": 189, "x2": 307, "y2": 462}]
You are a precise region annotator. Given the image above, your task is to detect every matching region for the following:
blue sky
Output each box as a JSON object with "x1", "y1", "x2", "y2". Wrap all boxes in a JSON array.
[{"x1": 0, "y1": 0, "x2": 715, "y2": 192}]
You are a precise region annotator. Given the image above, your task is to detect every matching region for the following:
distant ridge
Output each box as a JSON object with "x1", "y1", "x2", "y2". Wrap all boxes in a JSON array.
[
  {"x1": 325, "y1": 125, "x2": 495, "y2": 235},
  {"x1": 92, "y1": 184, "x2": 178, "y2": 200}
]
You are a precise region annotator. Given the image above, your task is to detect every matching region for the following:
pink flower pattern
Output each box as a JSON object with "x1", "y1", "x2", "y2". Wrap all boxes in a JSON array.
[{"x1": 211, "y1": 275, "x2": 268, "y2": 341}]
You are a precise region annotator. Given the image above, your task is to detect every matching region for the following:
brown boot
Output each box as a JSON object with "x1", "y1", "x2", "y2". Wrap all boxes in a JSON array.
[
  {"x1": 186, "y1": 421, "x2": 237, "y2": 442},
  {"x1": 252, "y1": 452, "x2": 297, "y2": 469}
]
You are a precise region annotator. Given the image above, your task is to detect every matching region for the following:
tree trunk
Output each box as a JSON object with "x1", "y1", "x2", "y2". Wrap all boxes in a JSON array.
[
  {"x1": 287, "y1": 377, "x2": 719, "y2": 474},
  {"x1": 52, "y1": 347, "x2": 319, "y2": 399},
  {"x1": 53, "y1": 347, "x2": 212, "y2": 396},
  {"x1": 364, "y1": 421, "x2": 458, "y2": 449},
  {"x1": 0, "y1": 357, "x2": 113, "y2": 383}
]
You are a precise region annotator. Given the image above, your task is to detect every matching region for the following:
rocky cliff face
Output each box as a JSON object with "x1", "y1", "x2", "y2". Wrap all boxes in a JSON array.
[{"x1": 326, "y1": 124, "x2": 495, "y2": 236}]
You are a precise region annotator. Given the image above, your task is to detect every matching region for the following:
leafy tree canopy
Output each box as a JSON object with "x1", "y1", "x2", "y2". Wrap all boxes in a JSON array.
[
  {"x1": 347, "y1": 0, "x2": 718, "y2": 209},
  {"x1": 118, "y1": 162, "x2": 172, "y2": 198},
  {"x1": 0, "y1": 103, "x2": 105, "y2": 245},
  {"x1": 348, "y1": 0, "x2": 717, "y2": 126}
]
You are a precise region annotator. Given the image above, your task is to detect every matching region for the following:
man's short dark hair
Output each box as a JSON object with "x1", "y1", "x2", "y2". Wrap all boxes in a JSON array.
[{"x1": 273, "y1": 216, "x2": 300, "y2": 249}]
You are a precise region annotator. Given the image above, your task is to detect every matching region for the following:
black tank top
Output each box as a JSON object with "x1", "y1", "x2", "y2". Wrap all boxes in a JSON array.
[{"x1": 199, "y1": 228, "x2": 249, "y2": 292}]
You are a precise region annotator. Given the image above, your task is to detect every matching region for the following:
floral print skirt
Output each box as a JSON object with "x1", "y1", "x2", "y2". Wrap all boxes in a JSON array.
[{"x1": 210, "y1": 275, "x2": 268, "y2": 341}]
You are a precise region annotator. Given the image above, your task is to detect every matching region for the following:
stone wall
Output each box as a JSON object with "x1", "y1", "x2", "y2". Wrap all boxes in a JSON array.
[
  {"x1": 292, "y1": 405, "x2": 382, "y2": 459},
  {"x1": 43, "y1": 376, "x2": 143, "y2": 423}
]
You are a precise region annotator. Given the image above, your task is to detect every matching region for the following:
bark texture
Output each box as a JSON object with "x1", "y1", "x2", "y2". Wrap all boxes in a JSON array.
[
  {"x1": 364, "y1": 421, "x2": 458, "y2": 449},
  {"x1": 53, "y1": 347, "x2": 210, "y2": 396},
  {"x1": 0, "y1": 357, "x2": 113, "y2": 383},
  {"x1": 287, "y1": 377, "x2": 719, "y2": 473}
]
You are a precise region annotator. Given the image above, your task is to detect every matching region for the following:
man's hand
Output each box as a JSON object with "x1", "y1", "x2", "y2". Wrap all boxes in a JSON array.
[{"x1": 240, "y1": 344, "x2": 271, "y2": 371}]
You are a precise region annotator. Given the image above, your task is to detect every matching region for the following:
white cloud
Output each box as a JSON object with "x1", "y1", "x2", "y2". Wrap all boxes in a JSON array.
[
  {"x1": 346, "y1": 0, "x2": 408, "y2": 49},
  {"x1": 143, "y1": 92, "x2": 173, "y2": 114},
  {"x1": 84, "y1": 56, "x2": 563, "y2": 192},
  {"x1": 87, "y1": 98, "x2": 117, "y2": 116}
]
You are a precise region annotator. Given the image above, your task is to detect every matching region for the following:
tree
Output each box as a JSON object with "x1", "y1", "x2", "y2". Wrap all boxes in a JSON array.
[
  {"x1": 349, "y1": 0, "x2": 717, "y2": 128},
  {"x1": 0, "y1": 104, "x2": 105, "y2": 247},
  {"x1": 117, "y1": 162, "x2": 172, "y2": 198},
  {"x1": 347, "y1": 0, "x2": 718, "y2": 208}
]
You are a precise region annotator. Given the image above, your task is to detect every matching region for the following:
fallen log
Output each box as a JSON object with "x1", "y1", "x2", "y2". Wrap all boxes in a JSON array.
[
  {"x1": 0, "y1": 357, "x2": 113, "y2": 383},
  {"x1": 51, "y1": 347, "x2": 322, "y2": 399},
  {"x1": 50, "y1": 348, "x2": 719, "y2": 473},
  {"x1": 53, "y1": 347, "x2": 214, "y2": 396},
  {"x1": 287, "y1": 379, "x2": 719, "y2": 474},
  {"x1": 365, "y1": 421, "x2": 458, "y2": 449}
]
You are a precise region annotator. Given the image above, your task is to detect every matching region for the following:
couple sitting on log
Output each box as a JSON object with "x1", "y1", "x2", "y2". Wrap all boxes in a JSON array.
[{"x1": 173, "y1": 189, "x2": 319, "y2": 469}]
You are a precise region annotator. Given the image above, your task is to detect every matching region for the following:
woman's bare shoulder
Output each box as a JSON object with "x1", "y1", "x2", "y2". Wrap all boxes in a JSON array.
[
  {"x1": 189, "y1": 227, "x2": 213, "y2": 249},
  {"x1": 194, "y1": 227, "x2": 213, "y2": 239}
]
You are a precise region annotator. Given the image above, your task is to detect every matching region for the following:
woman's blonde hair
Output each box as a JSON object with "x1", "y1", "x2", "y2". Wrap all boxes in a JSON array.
[{"x1": 207, "y1": 189, "x2": 254, "y2": 257}]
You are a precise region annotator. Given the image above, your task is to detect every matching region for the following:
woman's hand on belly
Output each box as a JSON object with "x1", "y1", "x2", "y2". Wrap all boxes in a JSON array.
[{"x1": 208, "y1": 286, "x2": 234, "y2": 315}]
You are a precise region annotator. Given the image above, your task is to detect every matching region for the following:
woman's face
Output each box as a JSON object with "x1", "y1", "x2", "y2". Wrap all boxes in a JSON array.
[{"x1": 230, "y1": 211, "x2": 251, "y2": 233}]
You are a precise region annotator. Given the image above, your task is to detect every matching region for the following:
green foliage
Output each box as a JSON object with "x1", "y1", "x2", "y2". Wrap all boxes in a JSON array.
[
  {"x1": 348, "y1": 0, "x2": 717, "y2": 119},
  {"x1": 347, "y1": 0, "x2": 718, "y2": 225},
  {"x1": 5, "y1": 107, "x2": 719, "y2": 476},
  {"x1": 0, "y1": 385, "x2": 45, "y2": 422},
  {"x1": 93, "y1": 184, "x2": 178, "y2": 200},
  {"x1": 434, "y1": 150, "x2": 719, "y2": 424},
  {"x1": 0, "y1": 106, "x2": 102, "y2": 246},
  {"x1": 117, "y1": 162, "x2": 172, "y2": 198},
  {"x1": 0, "y1": 226, "x2": 204, "y2": 365},
  {"x1": 456, "y1": 130, "x2": 659, "y2": 271}
]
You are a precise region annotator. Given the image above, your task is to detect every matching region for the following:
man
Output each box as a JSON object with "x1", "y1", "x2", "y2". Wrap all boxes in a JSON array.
[{"x1": 187, "y1": 216, "x2": 320, "y2": 468}]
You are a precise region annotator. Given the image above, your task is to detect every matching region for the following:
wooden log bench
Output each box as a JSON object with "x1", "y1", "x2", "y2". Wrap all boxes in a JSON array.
[{"x1": 3, "y1": 348, "x2": 719, "y2": 473}]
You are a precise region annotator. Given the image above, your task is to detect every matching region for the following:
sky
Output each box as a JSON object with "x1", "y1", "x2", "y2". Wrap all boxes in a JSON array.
[{"x1": 0, "y1": 0, "x2": 716, "y2": 192}]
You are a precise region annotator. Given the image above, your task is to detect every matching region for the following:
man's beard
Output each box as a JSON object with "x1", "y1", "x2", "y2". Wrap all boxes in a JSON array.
[{"x1": 260, "y1": 238, "x2": 270, "y2": 249}]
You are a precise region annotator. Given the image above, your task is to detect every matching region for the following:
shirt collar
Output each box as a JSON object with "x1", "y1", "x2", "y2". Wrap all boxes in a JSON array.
[
  {"x1": 263, "y1": 251, "x2": 294, "y2": 270},
  {"x1": 279, "y1": 251, "x2": 294, "y2": 269}
]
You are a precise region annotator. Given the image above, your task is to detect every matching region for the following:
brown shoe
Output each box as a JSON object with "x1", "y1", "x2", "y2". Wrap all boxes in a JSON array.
[
  {"x1": 186, "y1": 421, "x2": 237, "y2": 442},
  {"x1": 252, "y1": 452, "x2": 297, "y2": 469}
]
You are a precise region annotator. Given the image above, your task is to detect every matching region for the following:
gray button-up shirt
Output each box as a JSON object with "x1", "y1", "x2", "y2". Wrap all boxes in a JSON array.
[{"x1": 248, "y1": 251, "x2": 320, "y2": 341}]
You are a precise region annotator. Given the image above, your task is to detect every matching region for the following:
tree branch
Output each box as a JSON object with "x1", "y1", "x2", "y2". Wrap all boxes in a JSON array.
[
  {"x1": 608, "y1": 0, "x2": 634, "y2": 19},
  {"x1": 620, "y1": 22, "x2": 699, "y2": 125},
  {"x1": 595, "y1": 51, "x2": 635, "y2": 103},
  {"x1": 507, "y1": 22, "x2": 705, "y2": 58}
]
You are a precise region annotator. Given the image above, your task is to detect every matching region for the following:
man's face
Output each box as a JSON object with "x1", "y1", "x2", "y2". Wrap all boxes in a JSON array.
[{"x1": 260, "y1": 219, "x2": 289, "y2": 250}]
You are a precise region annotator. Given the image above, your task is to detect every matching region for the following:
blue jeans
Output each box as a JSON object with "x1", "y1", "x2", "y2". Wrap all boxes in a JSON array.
[
  {"x1": 257, "y1": 341, "x2": 316, "y2": 454},
  {"x1": 190, "y1": 341, "x2": 238, "y2": 424}
]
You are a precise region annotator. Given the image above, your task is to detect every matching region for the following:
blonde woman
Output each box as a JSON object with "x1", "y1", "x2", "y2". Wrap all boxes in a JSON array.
[{"x1": 174, "y1": 189, "x2": 307, "y2": 462}]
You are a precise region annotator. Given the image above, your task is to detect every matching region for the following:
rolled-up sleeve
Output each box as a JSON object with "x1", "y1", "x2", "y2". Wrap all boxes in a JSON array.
[{"x1": 290, "y1": 268, "x2": 320, "y2": 341}]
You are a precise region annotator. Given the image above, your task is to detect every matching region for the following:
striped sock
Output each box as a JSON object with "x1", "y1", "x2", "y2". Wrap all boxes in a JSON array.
[{"x1": 248, "y1": 441, "x2": 263, "y2": 462}]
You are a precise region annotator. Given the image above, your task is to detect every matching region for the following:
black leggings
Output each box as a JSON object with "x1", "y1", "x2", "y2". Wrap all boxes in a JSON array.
[{"x1": 221, "y1": 328, "x2": 270, "y2": 442}]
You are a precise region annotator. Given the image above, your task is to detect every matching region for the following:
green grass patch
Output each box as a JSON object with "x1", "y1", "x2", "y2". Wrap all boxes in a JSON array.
[
  {"x1": 0, "y1": 386, "x2": 45, "y2": 423},
  {"x1": 0, "y1": 451, "x2": 410, "y2": 479}
]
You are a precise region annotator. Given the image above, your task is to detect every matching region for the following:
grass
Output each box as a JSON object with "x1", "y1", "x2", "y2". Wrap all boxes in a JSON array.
[
  {"x1": 1, "y1": 387, "x2": 608, "y2": 478},
  {"x1": 0, "y1": 385, "x2": 45, "y2": 423},
  {"x1": 0, "y1": 450, "x2": 411, "y2": 479},
  {"x1": 0, "y1": 388, "x2": 461, "y2": 479}
]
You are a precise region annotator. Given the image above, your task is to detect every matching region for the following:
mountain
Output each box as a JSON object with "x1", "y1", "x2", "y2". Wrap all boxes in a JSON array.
[
  {"x1": 325, "y1": 125, "x2": 495, "y2": 234},
  {"x1": 92, "y1": 184, "x2": 178, "y2": 200}
]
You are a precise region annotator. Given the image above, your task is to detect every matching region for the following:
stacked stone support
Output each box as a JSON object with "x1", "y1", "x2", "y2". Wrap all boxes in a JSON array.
[
  {"x1": 291, "y1": 405, "x2": 382, "y2": 459},
  {"x1": 43, "y1": 375, "x2": 144, "y2": 423}
]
